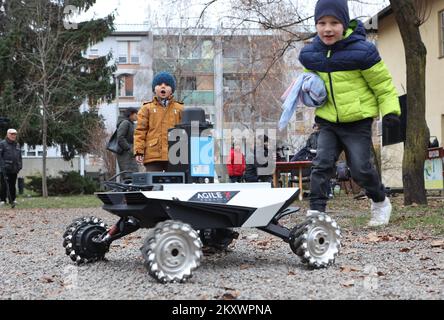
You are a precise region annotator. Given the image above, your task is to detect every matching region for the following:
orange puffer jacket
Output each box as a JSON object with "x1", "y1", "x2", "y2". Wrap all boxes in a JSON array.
[{"x1": 134, "y1": 97, "x2": 183, "y2": 164}]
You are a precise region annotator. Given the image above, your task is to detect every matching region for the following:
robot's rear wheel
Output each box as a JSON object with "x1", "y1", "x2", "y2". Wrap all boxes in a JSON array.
[
  {"x1": 63, "y1": 216, "x2": 109, "y2": 264},
  {"x1": 199, "y1": 228, "x2": 238, "y2": 251},
  {"x1": 141, "y1": 220, "x2": 202, "y2": 283},
  {"x1": 289, "y1": 213, "x2": 341, "y2": 268}
]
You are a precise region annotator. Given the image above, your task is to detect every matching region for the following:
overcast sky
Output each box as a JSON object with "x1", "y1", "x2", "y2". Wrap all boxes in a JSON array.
[{"x1": 75, "y1": 0, "x2": 390, "y2": 28}]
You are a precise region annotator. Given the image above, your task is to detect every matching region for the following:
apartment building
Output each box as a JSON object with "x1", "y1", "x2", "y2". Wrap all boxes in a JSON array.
[{"x1": 21, "y1": 25, "x2": 314, "y2": 177}]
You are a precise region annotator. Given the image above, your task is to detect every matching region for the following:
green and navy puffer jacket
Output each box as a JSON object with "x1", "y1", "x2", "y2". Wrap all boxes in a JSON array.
[{"x1": 299, "y1": 20, "x2": 401, "y2": 123}]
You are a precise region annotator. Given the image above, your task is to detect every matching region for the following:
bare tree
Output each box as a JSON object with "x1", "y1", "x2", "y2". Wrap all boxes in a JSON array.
[
  {"x1": 86, "y1": 121, "x2": 116, "y2": 179},
  {"x1": 389, "y1": 0, "x2": 429, "y2": 205}
]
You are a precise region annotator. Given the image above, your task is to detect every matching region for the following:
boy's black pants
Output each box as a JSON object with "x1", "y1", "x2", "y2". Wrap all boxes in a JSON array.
[
  {"x1": 310, "y1": 119, "x2": 386, "y2": 212},
  {"x1": 0, "y1": 172, "x2": 17, "y2": 203}
]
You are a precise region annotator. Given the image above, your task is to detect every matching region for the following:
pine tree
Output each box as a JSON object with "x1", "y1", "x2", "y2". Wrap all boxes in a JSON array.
[{"x1": 0, "y1": 0, "x2": 115, "y2": 197}]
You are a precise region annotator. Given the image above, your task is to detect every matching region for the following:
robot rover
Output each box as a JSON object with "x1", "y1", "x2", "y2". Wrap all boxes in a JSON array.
[{"x1": 62, "y1": 109, "x2": 341, "y2": 283}]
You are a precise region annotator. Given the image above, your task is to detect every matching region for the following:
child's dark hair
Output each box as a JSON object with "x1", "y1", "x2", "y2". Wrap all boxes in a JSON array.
[{"x1": 125, "y1": 107, "x2": 138, "y2": 118}]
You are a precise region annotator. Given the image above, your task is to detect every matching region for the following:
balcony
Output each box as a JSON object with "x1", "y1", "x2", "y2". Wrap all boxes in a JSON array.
[
  {"x1": 153, "y1": 58, "x2": 214, "y2": 73},
  {"x1": 223, "y1": 58, "x2": 272, "y2": 74},
  {"x1": 177, "y1": 90, "x2": 214, "y2": 105}
]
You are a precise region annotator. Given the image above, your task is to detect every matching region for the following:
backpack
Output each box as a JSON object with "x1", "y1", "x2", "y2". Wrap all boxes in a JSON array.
[
  {"x1": 106, "y1": 129, "x2": 123, "y2": 154},
  {"x1": 291, "y1": 147, "x2": 315, "y2": 162},
  {"x1": 336, "y1": 161, "x2": 351, "y2": 181}
]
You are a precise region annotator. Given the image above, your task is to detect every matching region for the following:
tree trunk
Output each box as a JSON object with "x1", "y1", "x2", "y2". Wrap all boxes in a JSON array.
[
  {"x1": 42, "y1": 105, "x2": 48, "y2": 198},
  {"x1": 389, "y1": 0, "x2": 429, "y2": 205}
]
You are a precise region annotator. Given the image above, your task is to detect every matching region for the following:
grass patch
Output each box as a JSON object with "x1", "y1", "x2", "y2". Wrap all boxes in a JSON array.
[
  {"x1": 348, "y1": 215, "x2": 368, "y2": 228},
  {"x1": 14, "y1": 194, "x2": 101, "y2": 209},
  {"x1": 391, "y1": 208, "x2": 444, "y2": 236},
  {"x1": 300, "y1": 194, "x2": 444, "y2": 235}
]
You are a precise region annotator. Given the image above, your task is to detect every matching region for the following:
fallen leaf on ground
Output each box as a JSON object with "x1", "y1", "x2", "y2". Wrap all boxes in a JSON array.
[
  {"x1": 223, "y1": 287, "x2": 236, "y2": 291},
  {"x1": 240, "y1": 264, "x2": 250, "y2": 270},
  {"x1": 222, "y1": 290, "x2": 240, "y2": 300},
  {"x1": 379, "y1": 234, "x2": 392, "y2": 241},
  {"x1": 288, "y1": 271, "x2": 296, "y2": 276},
  {"x1": 399, "y1": 247, "x2": 411, "y2": 252},
  {"x1": 340, "y1": 265, "x2": 361, "y2": 272},
  {"x1": 431, "y1": 240, "x2": 444, "y2": 248},
  {"x1": 366, "y1": 232, "x2": 380, "y2": 242},
  {"x1": 41, "y1": 276, "x2": 55, "y2": 283},
  {"x1": 341, "y1": 280, "x2": 355, "y2": 287},
  {"x1": 428, "y1": 265, "x2": 442, "y2": 271},
  {"x1": 255, "y1": 240, "x2": 271, "y2": 249},
  {"x1": 419, "y1": 256, "x2": 432, "y2": 261}
]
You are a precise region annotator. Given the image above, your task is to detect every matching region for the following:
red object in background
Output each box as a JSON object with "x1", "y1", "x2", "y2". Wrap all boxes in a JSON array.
[{"x1": 226, "y1": 148, "x2": 246, "y2": 177}]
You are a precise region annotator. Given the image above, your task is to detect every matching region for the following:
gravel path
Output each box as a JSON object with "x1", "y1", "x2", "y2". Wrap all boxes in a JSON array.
[{"x1": 0, "y1": 207, "x2": 442, "y2": 300}]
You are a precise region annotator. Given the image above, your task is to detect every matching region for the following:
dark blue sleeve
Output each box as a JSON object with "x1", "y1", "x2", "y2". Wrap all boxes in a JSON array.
[{"x1": 361, "y1": 43, "x2": 382, "y2": 70}]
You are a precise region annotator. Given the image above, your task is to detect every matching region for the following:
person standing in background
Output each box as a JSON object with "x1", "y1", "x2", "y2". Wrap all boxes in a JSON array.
[
  {"x1": 0, "y1": 129, "x2": 22, "y2": 208},
  {"x1": 116, "y1": 107, "x2": 139, "y2": 180}
]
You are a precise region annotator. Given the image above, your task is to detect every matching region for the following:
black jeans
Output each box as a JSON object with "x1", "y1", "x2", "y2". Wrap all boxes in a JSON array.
[
  {"x1": 310, "y1": 119, "x2": 385, "y2": 212},
  {"x1": 0, "y1": 172, "x2": 17, "y2": 203}
]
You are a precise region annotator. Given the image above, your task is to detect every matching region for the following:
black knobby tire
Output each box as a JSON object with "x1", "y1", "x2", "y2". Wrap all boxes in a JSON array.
[{"x1": 63, "y1": 216, "x2": 109, "y2": 264}]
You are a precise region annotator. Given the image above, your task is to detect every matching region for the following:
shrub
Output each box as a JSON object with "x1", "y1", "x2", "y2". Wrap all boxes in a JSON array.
[{"x1": 26, "y1": 171, "x2": 99, "y2": 196}]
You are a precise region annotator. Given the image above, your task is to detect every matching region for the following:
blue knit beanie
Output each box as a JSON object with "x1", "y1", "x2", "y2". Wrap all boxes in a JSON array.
[
  {"x1": 315, "y1": 0, "x2": 350, "y2": 30},
  {"x1": 152, "y1": 71, "x2": 176, "y2": 93}
]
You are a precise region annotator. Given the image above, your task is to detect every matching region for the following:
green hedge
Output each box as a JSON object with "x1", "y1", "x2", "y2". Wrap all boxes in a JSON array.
[{"x1": 26, "y1": 171, "x2": 99, "y2": 196}]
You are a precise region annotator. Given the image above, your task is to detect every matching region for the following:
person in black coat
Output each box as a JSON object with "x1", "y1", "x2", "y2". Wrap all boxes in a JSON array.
[
  {"x1": 116, "y1": 108, "x2": 139, "y2": 180},
  {"x1": 0, "y1": 128, "x2": 22, "y2": 207}
]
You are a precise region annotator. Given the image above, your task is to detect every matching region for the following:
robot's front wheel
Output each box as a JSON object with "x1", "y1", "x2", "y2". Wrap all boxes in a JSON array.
[
  {"x1": 141, "y1": 220, "x2": 203, "y2": 283},
  {"x1": 62, "y1": 216, "x2": 109, "y2": 264},
  {"x1": 289, "y1": 213, "x2": 341, "y2": 268}
]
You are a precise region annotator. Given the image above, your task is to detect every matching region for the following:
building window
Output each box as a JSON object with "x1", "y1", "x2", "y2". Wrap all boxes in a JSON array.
[
  {"x1": 130, "y1": 41, "x2": 140, "y2": 64},
  {"x1": 201, "y1": 40, "x2": 214, "y2": 59},
  {"x1": 223, "y1": 75, "x2": 252, "y2": 92},
  {"x1": 223, "y1": 38, "x2": 250, "y2": 59},
  {"x1": 178, "y1": 76, "x2": 197, "y2": 91},
  {"x1": 117, "y1": 41, "x2": 140, "y2": 64},
  {"x1": 180, "y1": 38, "x2": 202, "y2": 59},
  {"x1": 27, "y1": 148, "x2": 37, "y2": 157},
  {"x1": 440, "y1": 10, "x2": 444, "y2": 57},
  {"x1": 118, "y1": 41, "x2": 128, "y2": 64},
  {"x1": 119, "y1": 75, "x2": 134, "y2": 97}
]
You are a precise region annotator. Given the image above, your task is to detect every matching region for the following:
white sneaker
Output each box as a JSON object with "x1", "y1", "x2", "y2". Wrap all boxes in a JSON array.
[{"x1": 368, "y1": 197, "x2": 392, "y2": 227}]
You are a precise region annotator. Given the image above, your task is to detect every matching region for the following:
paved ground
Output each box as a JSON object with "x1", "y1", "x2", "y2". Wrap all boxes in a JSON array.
[{"x1": 0, "y1": 206, "x2": 442, "y2": 300}]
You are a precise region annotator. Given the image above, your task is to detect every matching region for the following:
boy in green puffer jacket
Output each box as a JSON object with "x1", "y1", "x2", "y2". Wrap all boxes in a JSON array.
[{"x1": 299, "y1": 0, "x2": 401, "y2": 226}]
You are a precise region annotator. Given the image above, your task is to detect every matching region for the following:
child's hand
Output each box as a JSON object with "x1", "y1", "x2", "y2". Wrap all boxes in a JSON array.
[
  {"x1": 135, "y1": 155, "x2": 144, "y2": 164},
  {"x1": 382, "y1": 114, "x2": 401, "y2": 128}
]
